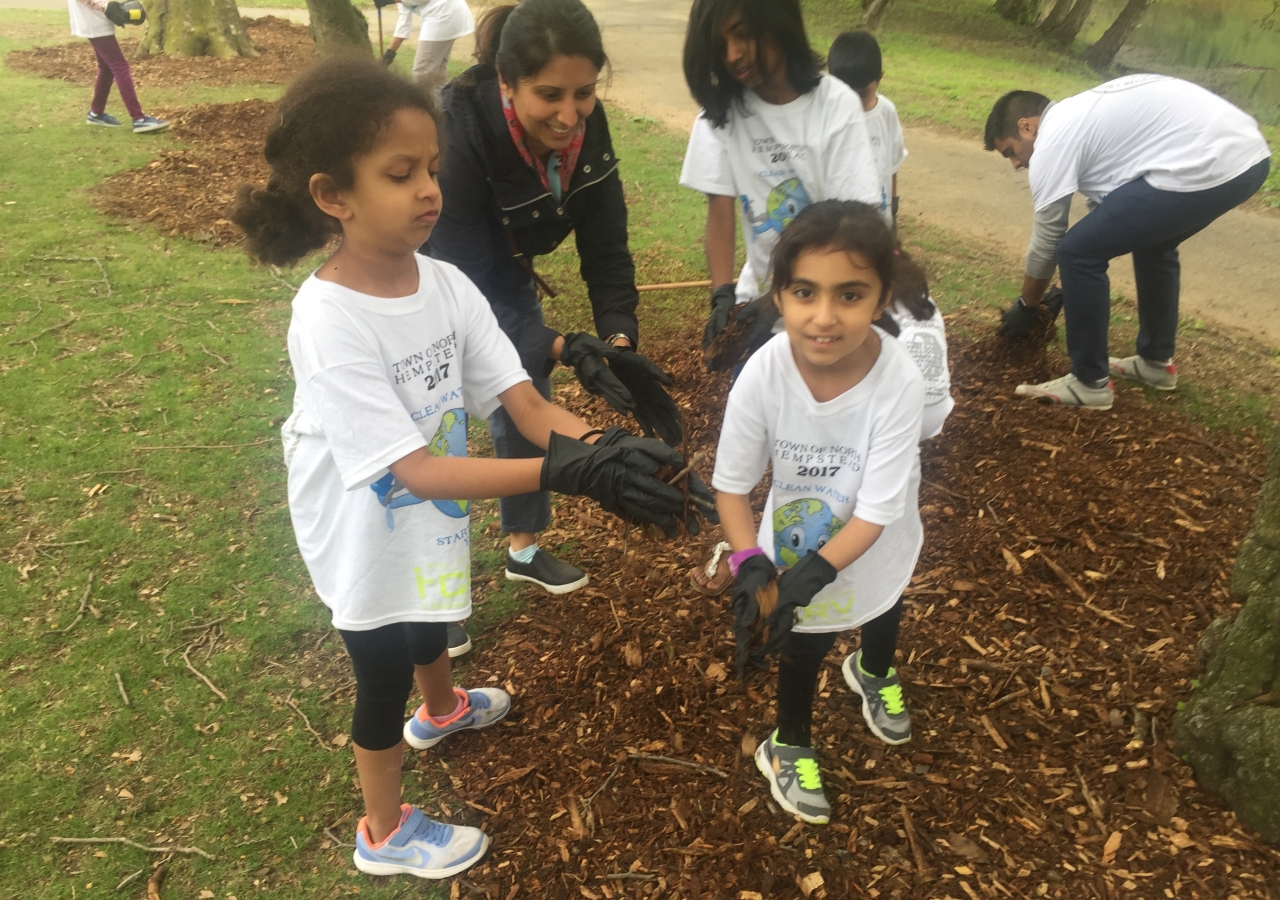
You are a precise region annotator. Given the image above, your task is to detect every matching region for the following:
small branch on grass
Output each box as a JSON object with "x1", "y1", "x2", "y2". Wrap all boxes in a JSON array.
[
  {"x1": 183, "y1": 643, "x2": 227, "y2": 701},
  {"x1": 115, "y1": 672, "x2": 130, "y2": 707},
  {"x1": 628, "y1": 753, "x2": 729, "y2": 779},
  {"x1": 664, "y1": 450, "x2": 708, "y2": 487},
  {"x1": 30, "y1": 255, "x2": 112, "y2": 298},
  {"x1": 146, "y1": 863, "x2": 166, "y2": 900},
  {"x1": 900, "y1": 803, "x2": 931, "y2": 881},
  {"x1": 269, "y1": 266, "x2": 300, "y2": 291},
  {"x1": 984, "y1": 501, "x2": 1004, "y2": 526},
  {"x1": 179, "y1": 617, "x2": 227, "y2": 632},
  {"x1": 9, "y1": 314, "x2": 79, "y2": 346},
  {"x1": 323, "y1": 828, "x2": 353, "y2": 848},
  {"x1": 50, "y1": 837, "x2": 215, "y2": 860},
  {"x1": 44, "y1": 573, "x2": 94, "y2": 637},
  {"x1": 115, "y1": 867, "x2": 146, "y2": 891},
  {"x1": 922, "y1": 479, "x2": 970, "y2": 503},
  {"x1": 199, "y1": 343, "x2": 230, "y2": 367},
  {"x1": 587, "y1": 766, "x2": 620, "y2": 805},
  {"x1": 283, "y1": 692, "x2": 333, "y2": 751},
  {"x1": 37, "y1": 540, "x2": 90, "y2": 548},
  {"x1": 119, "y1": 350, "x2": 170, "y2": 377},
  {"x1": 135, "y1": 439, "x2": 273, "y2": 452}
]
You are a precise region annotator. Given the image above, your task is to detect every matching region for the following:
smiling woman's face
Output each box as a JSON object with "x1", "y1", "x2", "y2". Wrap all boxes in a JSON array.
[{"x1": 501, "y1": 54, "x2": 600, "y2": 161}]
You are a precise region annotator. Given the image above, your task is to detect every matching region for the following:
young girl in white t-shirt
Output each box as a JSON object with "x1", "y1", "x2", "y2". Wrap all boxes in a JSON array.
[
  {"x1": 712, "y1": 200, "x2": 931, "y2": 825},
  {"x1": 231, "y1": 60, "x2": 710, "y2": 881},
  {"x1": 680, "y1": 0, "x2": 882, "y2": 371}
]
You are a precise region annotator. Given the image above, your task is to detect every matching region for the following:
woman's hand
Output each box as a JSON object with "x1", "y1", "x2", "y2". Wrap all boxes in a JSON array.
[
  {"x1": 607, "y1": 350, "x2": 683, "y2": 445},
  {"x1": 559, "y1": 332, "x2": 633, "y2": 412}
]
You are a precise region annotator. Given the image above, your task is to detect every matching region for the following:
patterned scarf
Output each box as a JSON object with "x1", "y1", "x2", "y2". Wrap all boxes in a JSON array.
[{"x1": 500, "y1": 93, "x2": 586, "y2": 198}]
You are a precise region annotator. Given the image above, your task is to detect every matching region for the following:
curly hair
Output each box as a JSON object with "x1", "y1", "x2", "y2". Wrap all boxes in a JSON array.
[{"x1": 230, "y1": 59, "x2": 439, "y2": 267}]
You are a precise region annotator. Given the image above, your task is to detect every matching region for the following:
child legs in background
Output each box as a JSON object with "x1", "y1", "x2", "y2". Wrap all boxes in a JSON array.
[
  {"x1": 756, "y1": 630, "x2": 838, "y2": 825},
  {"x1": 87, "y1": 35, "x2": 142, "y2": 120},
  {"x1": 843, "y1": 597, "x2": 911, "y2": 745}
]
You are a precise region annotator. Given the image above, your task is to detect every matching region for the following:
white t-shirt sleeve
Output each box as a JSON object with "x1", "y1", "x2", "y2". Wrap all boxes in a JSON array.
[
  {"x1": 393, "y1": 3, "x2": 415, "y2": 40},
  {"x1": 679, "y1": 114, "x2": 735, "y2": 198},
  {"x1": 454, "y1": 272, "x2": 531, "y2": 419},
  {"x1": 852, "y1": 367, "x2": 925, "y2": 525},
  {"x1": 711, "y1": 353, "x2": 774, "y2": 495}
]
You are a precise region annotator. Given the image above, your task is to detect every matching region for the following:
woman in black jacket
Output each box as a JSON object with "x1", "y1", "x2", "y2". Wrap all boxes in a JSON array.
[{"x1": 428, "y1": 0, "x2": 681, "y2": 597}]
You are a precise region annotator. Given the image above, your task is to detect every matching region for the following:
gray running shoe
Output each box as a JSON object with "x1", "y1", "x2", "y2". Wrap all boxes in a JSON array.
[
  {"x1": 843, "y1": 650, "x2": 912, "y2": 746},
  {"x1": 446, "y1": 622, "x2": 472, "y2": 658},
  {"x1": 1109, "y1": 355, "x2": 1178, "y2": 391},
  {"x1": 504, "y1": 549, "x2": 588, "y2": 594},
  {"x1": 1014, "y1": 373, "x2": 1114, "y2": 410},
  {"x1": 754, "y1": 730, "x2": 830, "y2": 825}
]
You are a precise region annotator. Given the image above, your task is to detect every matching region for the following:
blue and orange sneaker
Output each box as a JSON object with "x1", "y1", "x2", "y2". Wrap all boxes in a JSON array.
[
  {"x1": 353, "y1": 804, "x2": 488, "y2": 879},
  {"x1": 403, "y1": 686, "x2": 510, "y2": 750}
]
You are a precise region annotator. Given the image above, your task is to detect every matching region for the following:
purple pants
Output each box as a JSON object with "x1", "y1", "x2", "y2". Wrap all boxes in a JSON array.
[{"x1": 89, "y1": 35, "x2": 143, "y2": 120}]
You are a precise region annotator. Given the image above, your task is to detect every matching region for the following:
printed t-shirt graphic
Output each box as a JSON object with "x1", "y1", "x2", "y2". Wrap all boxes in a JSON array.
[
  {"x1": 711, "y1": 329, "x2": 926, "y2": 632},
  {"x1": 282, "y1": 253, "x2": 529, "y2": 631},
  {"x1": 680, "y1": 74, "x2": 881, "y2": 301}
]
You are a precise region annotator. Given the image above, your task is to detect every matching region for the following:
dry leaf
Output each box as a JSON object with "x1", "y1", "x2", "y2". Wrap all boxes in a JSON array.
[
  {"x1": 568, "y1": 795, "x2": 585, "y2": 839},
  {"x1": 1001, "y1": 548, "x2": 1023, "y2": 576},
  {"x1": 117, "y1": 788, "x2": 134, "y2": 799},
  {"x1": 331, "y1": 733, "x2": 349, "y2": 748},
  {"x1": 490, "y1": 765, "x2": 535, "y2": 787},
  {"x1": 741, "y1": 732, "x2": 758, "y2": 757},
  {"x1": 200, "y1": 891, "x2": 215, "y2": 899},
  {"x1": 1170, "y1": 833, "x2": 1195, "y2": 851},
  {"x1": 798, "y1": 872, "x2": 825, "y2": 897},
  {"x1": 1101, "y1": 830, "x2": 1122, "y2": 865},
  {"x1": 274, "y1": 791, "x2": 288, "y2": 805},
  {"x1": 739, "y1": 893, "x2": 764, "y2": 900},
  {"x1": 622, "y1": 641, "x2": 643, "y2": 668},
  {"x1": 704, "y1": 661, "x2": 727, "y2": 682}
]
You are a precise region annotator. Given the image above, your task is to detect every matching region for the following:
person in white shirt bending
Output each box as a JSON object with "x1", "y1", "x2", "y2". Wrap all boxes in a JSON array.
[
  {"x1": 379, "y1": 0, "x2": 474, "y2": 106},
  {"x1": 986, "y1": 76, "x2": 1271, "y2": 410},
  {"x1": 828, "y1": 30, "x2": 906, "y2": 232},
  {"x1": 712, "y1": 200, "x2": 929, "y2": 825},
  {"x1": 230, "y1": 59, "x2": 712, "y2": 881},
  {"x1": 679, "y1": 0, "x2": 881, "y2": 373}
]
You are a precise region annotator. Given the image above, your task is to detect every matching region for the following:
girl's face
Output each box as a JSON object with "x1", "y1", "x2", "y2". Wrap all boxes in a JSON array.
[
  {"x1": 318, "y1": 107, "x2": 442, "y2": 254},
  {"x1": 718, "y1": 8, "x2": 783, "y2": 91},
  {"x1": 501, "y1": 54, "x2": 600, "y2": 161},
  {"x1": 775, "y1": 247, "x2": 891, "y2": 374}
]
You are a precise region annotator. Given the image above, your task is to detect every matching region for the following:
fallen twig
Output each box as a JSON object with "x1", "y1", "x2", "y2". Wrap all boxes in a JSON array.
[
  {"x1": 991, "y1": 688, "x2": 1030, "y2": 708},
  {"x1": 587, "y1": 765, "x2": 620, "y2": 805},
  {"x1": 269, "y1": 266, "x2": 300, "y2": 291},
  {"x1": 8, "y1": 314, "x2": 79, "y2": 346},
  {"x1": 183, "y1": 643, "x2": 228, "y2": 701},
  {"x1": 635, "y1": 279, "x2": 711, "y2": 292},
  {"x1": 323, "y1": 827, "x2": 353, "y2": 848},
  {"x1": 31, "y1": 254, "x2": 112, "y2": 298},
  {"x1": 628, "y1": 753, "x2": 729, "y2": 779},
  {"x1": 146, "y1": 863, "x2": 166, "y2": 900},
  {"x1": 922, "y1": 478, "x2": 970, "y2": 503},
  {"x1": 115, "y1": 867, "x2": 146, "y2": 891},
  {"x1": 605, "y1": 872, "x2": 657, "y2": 881},
  {"x1": 1039, "y1": 552, "x2": 1089, "y2": 602},
  {"x1": 115, "y1": 672, "x2": 130, "y2": 707},
  {"x1": 199, "y1": 343, "x2": 230, "y2": 367},
  {"x1": 283, "y1": 692, "x2": 333, "y2": 751},
  {"x1": 1083, "y1": 602, "x2": 1134, "y2": 629},
  {"x1": 50, "y1": 836, "x2": 215, "y2": 860},
  {"x1": 179, "y1": 617, "x2": 227, "y2": 632},
  {"x1": 1075, "y1": 765, "x2": 1107, "y2": 828},
  {"x1": 900, "y1": 803, "x2": 932, "y2": 880},
  {"x1": 36, "y1": 540, "x2": 90, "y2": 548},
  {"x1": 135, "y1": 439, "x2": 272, "y2": 452},
  {"x1": 45, "y1": 573, "x2": 94, "y2": 636}
]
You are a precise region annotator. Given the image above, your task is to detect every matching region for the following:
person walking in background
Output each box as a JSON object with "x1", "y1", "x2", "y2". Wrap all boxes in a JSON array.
[
  {"x1": 69, "y1": 0, "x2": 168, "y2": 133},
  {"x1": 379, "y1": 0, "x2": 475, "y2": 107}
]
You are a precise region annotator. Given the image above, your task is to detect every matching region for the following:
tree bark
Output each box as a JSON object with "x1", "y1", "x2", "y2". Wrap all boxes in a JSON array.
[
  {"x1": 137, "y1": 0, "x2": 256, "y2": 58},
  {"x1": 1173, "y1": 441, "x2": 1280, "y2": 843},
  {"x1": 1039, "y1": 0, "x2": 1073, "y2": 32},
  {"x1": 994, "y1": 0, "x2": 1043, "y2": 26},
  {"x1": 304, "y1": 0, "x2": 371, "y2": 55},
  {"x1": 862, "y1": 0, "x2": 896, "y2": 32},
  {"x1": 1039, "y1": 0, "x2": 1095, "y2": 50},
  {"x1": 1082, "y1": 0, "x2": 1154, "y2": 70}
]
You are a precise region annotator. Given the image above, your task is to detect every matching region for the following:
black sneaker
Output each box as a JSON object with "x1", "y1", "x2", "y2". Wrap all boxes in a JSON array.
[
  {"x1": 446, "y1": 622, "x2": 472, "y2": 658},
  {"x1": 504, "y1": 549, "x2": 588, "y2": 595}
]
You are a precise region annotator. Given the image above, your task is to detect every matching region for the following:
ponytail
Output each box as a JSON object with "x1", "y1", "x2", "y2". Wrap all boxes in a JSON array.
[
  {"x1": 469, "y1": 0, "x2": 605, "y2": 87},
  {"x1": 473, "y1": 4, "x2": 518, "y2": 69}
]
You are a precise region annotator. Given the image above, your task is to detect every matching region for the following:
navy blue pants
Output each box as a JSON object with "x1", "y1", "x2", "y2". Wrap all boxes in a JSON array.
[
  {"x1": 1056, "y1": 159, "x2": 1270, "y2": 383},
  {"x1": 488, "y1": 280, "x2": 553, "y2": 534}
]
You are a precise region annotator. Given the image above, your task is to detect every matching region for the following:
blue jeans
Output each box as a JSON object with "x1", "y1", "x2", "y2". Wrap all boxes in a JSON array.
[
  {"x1": 488, "y1": 282, "x2": 552, "y2": 534},
  {"x1": 1056, "y1": 158, "x2": 1270, "y2": 383}
]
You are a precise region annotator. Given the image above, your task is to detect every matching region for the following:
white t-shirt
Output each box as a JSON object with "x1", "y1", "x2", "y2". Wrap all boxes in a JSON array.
[
  {"x1": 680, "y1": 75, "x2": 882, "y2": 302},
  {"x1": 712, "y1": 330, "x2": 925, "y2": 633},
  {"x1": 884, "y1": 298, "x2": 951, "y2": 440},
  {"x1": 68, "y1": 0, "x2": 114, "y2": 39},
  {"x1": 1029, "y1": 74, "x2": 1272, "y2": 211},
  {"x1": 864, "y1": 93, "x2": 907, "y2": 218},
  {"x1": 392, "y1": 0, "x2": 474, "y2": 42},
  {"x1": 282, "y1": 254, "x2": 529, "y2": 631}
]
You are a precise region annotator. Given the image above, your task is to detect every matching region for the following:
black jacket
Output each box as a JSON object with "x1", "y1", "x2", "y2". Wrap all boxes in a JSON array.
[{"x1": 427, "y1": 64, "x2": 640, "y2": 378}]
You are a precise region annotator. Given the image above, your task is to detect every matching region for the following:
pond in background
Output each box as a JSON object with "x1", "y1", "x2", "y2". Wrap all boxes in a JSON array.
[{"x1": 1082, "y1": 0, "x2": 1280, "y2": 123}]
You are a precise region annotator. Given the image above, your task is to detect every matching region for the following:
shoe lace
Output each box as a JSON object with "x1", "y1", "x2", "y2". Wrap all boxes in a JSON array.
[
  {"x1": 414, "y1": 817, "x2": 453, "y2": 847},
  {"x1": 467, "y1": 691, "x2": 488, "y2": 711},
  {"x1": 879, "y1": 681, "x2": 906, "y2": 716},
  {"x1": 793, "y1": 756, "x2": 823, "y2": 791}
]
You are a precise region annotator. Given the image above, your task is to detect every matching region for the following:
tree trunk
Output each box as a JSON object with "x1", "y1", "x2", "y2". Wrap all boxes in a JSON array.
[
  {"x1": 304, "y1": 0, "x2": 371, "y2": 56},
  {"x1": 1039, "y1": 0, "x2": 1095, "y2": 50},
  {"x1": 1082, "y1": 0, "x2": 1154, "y2": 70},
  {"x1": 862, "y1": 0, "x2": 896, "y2": 32},
  {"x1": 137, "y1": 0, "x2": 256, "y2": 58},
  {"x1": 1039, "y1": 0, "x2": 1073, "y2": 32},
  {"x1": 1173, "y1": 441, "x2": 1280, "y2": 843},
  {"x1": 994, "y1": 0, "x2": 1043, "y2": 26}
]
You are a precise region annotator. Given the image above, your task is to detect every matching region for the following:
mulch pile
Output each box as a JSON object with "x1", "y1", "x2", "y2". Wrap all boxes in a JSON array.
[
  {"x1": 93, "y1": 100, "x2": 276, "y2": 245},
  {"x1": 391, "y1": 332, "x2": 1278, "y2": 900},
  {"x1": 6, "y1": 16, "x2": 314, "y2": 89}
]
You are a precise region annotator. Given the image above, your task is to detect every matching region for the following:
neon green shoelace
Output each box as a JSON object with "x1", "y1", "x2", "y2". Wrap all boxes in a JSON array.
[
  {"x1": 794, "y1": 756, "x2": 823, "y2": 791},
  {"x1": 879, "y1": 681, "x2": 906, "y2": 716}
]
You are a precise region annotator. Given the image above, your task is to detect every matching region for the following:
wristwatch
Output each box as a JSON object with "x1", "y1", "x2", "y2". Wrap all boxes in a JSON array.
[{"x1": 603, "y1": 332, "x2": 633, "y2": 349}]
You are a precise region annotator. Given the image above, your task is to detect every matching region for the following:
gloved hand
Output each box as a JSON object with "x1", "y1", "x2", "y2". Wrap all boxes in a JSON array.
[
  {"x1": 372, "y1": 0, "x2": 400, "y2": 8},
  {"x1": 105, "y1": 1, "x2": 129, "y2": 26},
  {"x1": 593, "y1": 426, "x2": 716, "y2": 534},
  {"x1": 559, "y1": 332, "x2": 633, "y2": 414},
  {"x1": 761, "y1": 551, "x2": 838, "y2": 656},
  {"x1": 381, "y1": 48, "x2": 397, "y2": 65},
  {"x1": 730, "y1": 554, "x2": 777, "y2": 678},
  {"x1": 998, "y1": 287, "x2": 1064, "y2": 340},
  {"x1": 540, "y1": 431, "x2": 686, "y2": 533},
  {"x1": 703, "y1": 293, "x2": 781, "y2": 372},
  {"x1": 608, "y1": 349, "x2": 683, "y2": 445},
  {"x1": 703, "y1": 283, "x2": 738, "y2": 351}
]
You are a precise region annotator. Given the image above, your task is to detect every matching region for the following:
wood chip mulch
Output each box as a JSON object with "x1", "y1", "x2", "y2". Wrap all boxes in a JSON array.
[{"x1": 402, "y1": 334, "x2": 1278, "y2": 900}]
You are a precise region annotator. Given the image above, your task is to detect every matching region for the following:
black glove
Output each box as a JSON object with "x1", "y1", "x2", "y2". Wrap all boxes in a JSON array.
[
  {"x1": 703, "y1": 283, "x2": 738, "y2": 351},
  {"x1": 762, "y1": 551, "x2": 838, "y2": 656},
  {"x1": 559, "y1": 332, "x2": 633, "y2": 414},
  {"x1": 593, "y1": 426, "x2": 715, "y2": 534},
  {"x1": 372, "y1": 0, "x2": 399, "y2": 8},
  {"x1": 739, "y1": 294, "x2": 781, "y2": 358},
  {"x1": 998, "y1": 287, "x2": 1064, "y2": 341},
  {"x1": 730, "y1": 554, "x2": 777, "y2": 679},
  {"x1": 608, "y1": 350, "x2": 683, "y2": 445},
  {"x1": 540, "y1": 431, "x2": 686, "y2": 533},
  {"x1": 105, "y1": 1, "x2": 129, "y2": 26},
  {"x1": 381, "y1": 48, "x2": 397, "y2": 65}
]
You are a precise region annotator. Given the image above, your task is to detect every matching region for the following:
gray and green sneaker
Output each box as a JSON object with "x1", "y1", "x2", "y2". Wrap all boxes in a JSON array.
[
  {"x1": 754, "y1": 730, "x2": 830, "y2": 825},
  {"x1": 843, "y1": 650, "x2": 912, "y2": 746},
  {"x1": 1014, "y1": 373, "x2": 1114, "y2": 410},
  {"x1": 1109, "y1": 355, "x2": 1178, "y2": 391}
]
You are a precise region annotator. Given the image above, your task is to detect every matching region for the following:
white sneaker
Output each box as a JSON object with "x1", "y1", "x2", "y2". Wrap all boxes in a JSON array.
[
  {"x1": 1015, "y1": 373, "x2": 1114, "y2": 410},
  {"x1": 353, "y1": 804, "x2": 488, "y2": 878},
  {"x1": 1109, "y1": 355, "x2": 1178, "y2": 391}
]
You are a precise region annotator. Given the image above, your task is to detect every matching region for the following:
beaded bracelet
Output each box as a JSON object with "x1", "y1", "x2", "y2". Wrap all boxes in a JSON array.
[{"x1": 728, "y1": 547, "x2": 766, "y2": 578}]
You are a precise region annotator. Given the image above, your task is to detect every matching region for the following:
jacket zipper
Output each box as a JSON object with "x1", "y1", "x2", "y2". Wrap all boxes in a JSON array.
[{"x1": 497, "y1": 159, "x2": 619, "y2": 213}]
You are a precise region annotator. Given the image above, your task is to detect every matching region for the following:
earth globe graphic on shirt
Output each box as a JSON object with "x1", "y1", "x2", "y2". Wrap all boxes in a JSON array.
[
  {"x1": 428, "y1": 408, "x2": 469, "y2": 518},
  {"x1": 773, "y1": 498, "x2": 844, "y2": 567}
]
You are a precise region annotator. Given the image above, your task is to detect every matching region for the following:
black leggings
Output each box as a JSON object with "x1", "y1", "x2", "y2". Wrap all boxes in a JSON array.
[
  {"x1": 339, "y1": 621, "x2": 450, "y2": 751},
  {"x1": 776, "y1": 598, "x2": 903, "y2": 747}
]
